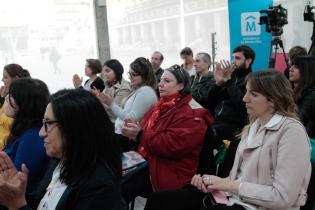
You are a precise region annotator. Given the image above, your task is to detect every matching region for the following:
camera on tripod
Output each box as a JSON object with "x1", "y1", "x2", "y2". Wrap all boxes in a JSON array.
[
  {"x1": 259, "y1": 4, "x2": 288, "y2": 37},
  {"x1": 304, "y1": 1, "x2": 315, "y2": 22}
]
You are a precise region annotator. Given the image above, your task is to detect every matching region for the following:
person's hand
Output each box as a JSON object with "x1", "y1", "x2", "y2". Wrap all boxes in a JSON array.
[
  {"x1": 72, "y1": 74, "x2": 83, "y2": 88},
  {"x1": 202, "y1": 175, "x2": 239, "y2": 194},
  {"x1": 191, "y1": 174, "x2": 208, "y2": 193},
  {"x1": 121, "y1": 120, "x2": 141, "y2": 140},
  {"x1": 91, "y1": 88, "x2": 113, "y2": 106},
  {"x1": 220, "y1": 60, "x2": 234, "y2": 82},
  {"x1": 0, "y1": 152, "x2": 28, "y2": 210},
  {"x1": 214, "y1": 60, "x2": 234, "y2": 86},
  {"x1": 0, "y1": 86, "x2": 8, "y2": 98}
]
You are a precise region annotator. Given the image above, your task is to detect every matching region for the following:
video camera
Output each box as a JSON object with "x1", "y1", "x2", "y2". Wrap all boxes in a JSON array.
[
  {"x1": 259, "y1": 4, "x2": 288, "y2": 37},
  {"x1": 304, "y1": 1, "x2": 315, "y2": 22}
]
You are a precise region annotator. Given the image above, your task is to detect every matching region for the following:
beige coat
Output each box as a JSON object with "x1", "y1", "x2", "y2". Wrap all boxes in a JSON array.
[
  {"x1": 103, "y1": 79, "x2": 131, "y2": 122},
  {"x1": 229, "y1": 116, "x2": 311, "y2": 210}
]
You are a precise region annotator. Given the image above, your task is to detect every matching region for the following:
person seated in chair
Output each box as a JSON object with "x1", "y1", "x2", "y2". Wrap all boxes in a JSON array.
[
  {"x1": 121, "y1": 64, "x2": 213, "y2": 203},
  {"x1": 144, "y1": 70, "x2": 311, "y2": 210}
]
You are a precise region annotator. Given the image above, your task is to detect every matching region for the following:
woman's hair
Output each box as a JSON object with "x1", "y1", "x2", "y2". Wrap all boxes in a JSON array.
[
  {"x1": 103, "y1": 59, "x2": 124, "y2": 83},
  {"x1": 245, "y1": 69, "x2": 298, "y2": 121},
  {"x1": 165, "y1": 64, "x2": 191, "y2": 97},
  {"x1": 50, "y1": 89, "x2": 121, "y2": 184},
  {"x1": 4, "y1": 63, "x2": 30, "y2": 78},
  {"x1": 291, "y1": 56, "x2": 315, "y2": 102},
  {"x1": 86, "y1": 59, "x2": 102, "y2": 74},
  {"x1": 6, "y1": 78, "x2": 50, "y2": 145},
  {"x1": 130, "y1": 57, "x2": 157, "y2": 89}
]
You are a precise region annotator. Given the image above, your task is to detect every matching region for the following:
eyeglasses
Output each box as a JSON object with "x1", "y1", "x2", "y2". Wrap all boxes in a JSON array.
[
  {"x1": 42, "y1": 119, "x2": 58, "y2": 133},
  {"x1": 128, "y1": 71, "x2": 141, "y2": 77}
]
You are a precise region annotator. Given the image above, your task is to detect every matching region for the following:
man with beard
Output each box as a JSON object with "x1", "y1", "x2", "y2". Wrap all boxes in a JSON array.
[{"x1": 207, "y1": 45, "x2": 255, "y2": 176}]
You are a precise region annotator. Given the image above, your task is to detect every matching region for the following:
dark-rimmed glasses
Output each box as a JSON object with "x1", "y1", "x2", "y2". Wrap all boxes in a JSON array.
[{"x1": 42, "y1": 119, "x2": 58, "y2": 133}]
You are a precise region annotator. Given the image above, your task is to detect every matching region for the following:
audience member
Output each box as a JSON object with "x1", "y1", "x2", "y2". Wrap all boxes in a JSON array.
[
  {"x1": 289, "y1": 55, "x2": 315, "y2": 210},
  {"x1": 3, "y1": 78, "x2": 49, "y2": 193},
  {"x1": 145, "y1": 70, "x2": 311, "y2": 210},
  {"x1": 206, "y1": 45, "x2": 255, "y2": 176},
  {"x1": 150, "y1": 51, "x2": 164, "y2": 83},
  {"x1": 180, "y1": 47, "x2": 196, "y2": 76},
  {"x1": 0, "y1": 64, "x2": 30, "y2": 150},
  {"x1": 93, "y1": 57, "x2": 157, "y2": 137},
  {"x1": 0, "y1": 89, "x2": 125, "y2": 210},
  {"x1": 284, "y1": 46, "x2": 307, "y2": 79},
  {"x1": 102, "y1": 59, "x2": 131, "y2": 122},
  {"x1": 72, "y1": 59, "x2": 105, "y2": 91},
  {"x1": 121, "y1": 64, "x2": 213, "y2": 203},
  {"x1": 191, "y1": 52, "x2": 215, "y2": 108}
]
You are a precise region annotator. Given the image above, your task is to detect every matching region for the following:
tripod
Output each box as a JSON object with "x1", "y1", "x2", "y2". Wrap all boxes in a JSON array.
[
  {"x1": 268, "y1": 36, "x2": 288, "y2": 68},
  {"x1": 308, "y1": 21, "x2": 315, "y2": 55}
]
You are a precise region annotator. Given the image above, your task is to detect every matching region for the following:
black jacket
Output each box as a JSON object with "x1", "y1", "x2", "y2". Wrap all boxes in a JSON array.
[
  {"x1": 207, "y1": 68, "x2": 251, "y2": 143},
  {"x1": 190, "y1": 72, "x2": 215, "y2": 109},
  {"x1": 19, "y1": 160, "x2": 125, "y2": 210},
  {"x1": 297, "y1": 85, "x2": 315, "y2": 139}
]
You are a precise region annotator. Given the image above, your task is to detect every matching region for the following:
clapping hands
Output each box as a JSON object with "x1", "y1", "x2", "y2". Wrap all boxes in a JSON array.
[
  {"x1": 0, "y1": 152, "x2": 28, "y2": 209},
  {"x1": 214, "y1": 60, "x2": 235, "y2": 86}
]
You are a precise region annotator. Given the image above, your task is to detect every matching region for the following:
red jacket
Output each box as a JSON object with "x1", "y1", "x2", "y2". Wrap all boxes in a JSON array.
[{"x1": 139, "y1": 94, "x2": 214, "y2": 191}]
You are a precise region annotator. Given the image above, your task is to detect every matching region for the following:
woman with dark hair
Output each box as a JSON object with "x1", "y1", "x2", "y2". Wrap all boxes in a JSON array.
[
  {"x1": 0, "y1": 89, "x2": 125, "y2": 210},
  {"x1": 3, "y1": 78, "x2": 49, "y2": 193},
  {"x1": 0, "y1": 64, "x2": 30, "y2": 149},
  {"x1": 289, "y1": 56, "x2": 315, "y2": 210},
  {"x1": 72, "y1": 58, "x2": 105, "y2": 91},
  {"x1": 93, "y1": 57, "x2": 157, "y2": 135},
  {"x1": 102, "y1": 59, "x2": 131, "y2": 122},
  {"x1": 145, "y1": 70, "x2": 311, "y2": 210},
  {"x1": 121, "y1": 64, "x2": 213, "y2": 203}
]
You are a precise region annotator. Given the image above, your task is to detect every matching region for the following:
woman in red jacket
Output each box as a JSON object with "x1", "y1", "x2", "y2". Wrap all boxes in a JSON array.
[{"x1": 121, "y1": 64, "x2": 213, "y2": 202}]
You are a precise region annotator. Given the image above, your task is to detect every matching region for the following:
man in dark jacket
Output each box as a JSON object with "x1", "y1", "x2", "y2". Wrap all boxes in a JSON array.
[
  {"x1": 191, "y1": 52, "x2": 215, "y2": 108},
  {"x1": 207, "y1": 45, "x2": 255, "y2": 176}
]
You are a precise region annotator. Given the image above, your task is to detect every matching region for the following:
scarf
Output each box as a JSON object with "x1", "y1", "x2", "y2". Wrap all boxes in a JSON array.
[{"x1": 138, "y1": 93, "x2": 182, "y2": 158}]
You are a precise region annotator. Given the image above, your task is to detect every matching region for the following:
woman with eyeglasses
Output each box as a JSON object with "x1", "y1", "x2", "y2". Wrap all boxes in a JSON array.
[
  {"x1": 289, "y1": 56, "x2": 315, "y2": 210},
  {"x1": 0, "y1": 64, "x2": 30, "y2": 150},
  {"x1": 0, "y1": 89, "x2": 125, "y2": 210},
  {"x1": 121, "y1": 64, "x2": 213, "y2": 203},
  {"x1": 2, "y1": 78, "x2": 49, "y2": 193},
  {"x1": 72, "y1": 59, "x2": 105, "y2": 92},
  {"x1": 144, "y1": 70, "x2": 311, "y2": 210},
  {"x1": 92, "y1": 57, "x2": 157, "y2": 137},
  {"x1": 101, "y1": 59, "x2": 131, "y2": 123}
]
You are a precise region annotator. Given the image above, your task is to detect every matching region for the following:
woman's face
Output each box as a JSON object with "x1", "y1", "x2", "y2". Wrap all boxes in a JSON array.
[
  {"x1": 2, "y1": 70, "x2": 14, "y2": 89},
  {"x1": 289, "y1": 65, "x2": 301, "y2": 83},
  {"x1": 39, "y1": 103, "x2": 63, "y2": 159},
  {"x1": 84, "y1": 63, "x2": 93, "y2": 77},
  {"x1": 243, "y1": 82, "x2": 274, "y2": 120},
  {"x1": 128, "y1": 69, "x2": 143, "y2": 88},
  {"x1": 5, "y1": 95, "x2": 18, "y2": 118},
  {"x1": 159, "y1": 71, "x2": 183, "y2": 97},
  {"x1": 103, "y1": 66, "x2": 116, "y2": 83}
]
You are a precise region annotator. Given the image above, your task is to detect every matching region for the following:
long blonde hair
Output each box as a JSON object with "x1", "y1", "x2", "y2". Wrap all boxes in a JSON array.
[{"x1": 242, "y1": 70, "x2": 298, "y2": 133}]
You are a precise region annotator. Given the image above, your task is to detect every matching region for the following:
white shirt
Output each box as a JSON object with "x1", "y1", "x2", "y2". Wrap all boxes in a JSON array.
[{"x1": 38, "y1": 164, "x2": 67, "y2": 210}]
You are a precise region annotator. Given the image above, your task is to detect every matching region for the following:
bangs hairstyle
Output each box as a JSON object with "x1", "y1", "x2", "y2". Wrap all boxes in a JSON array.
[
  {"x1": 130, "y1": 57, "x2": 157, "y2": 89},
  {"x1": 291, "y1": 56, "x2": 315, "y2": 102},
  {"x1": 245, "y1": 69, "x2": 298, "y2": 121},
  {"x1": 6, "y1": 78, "x2": 50, "y2": 145},
  {"x1": 50, "y1": 89, "x2": 121, "y2": 184},
  {"x1": 165, "y1": 64, "x2": 191, "y2": 97}
]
